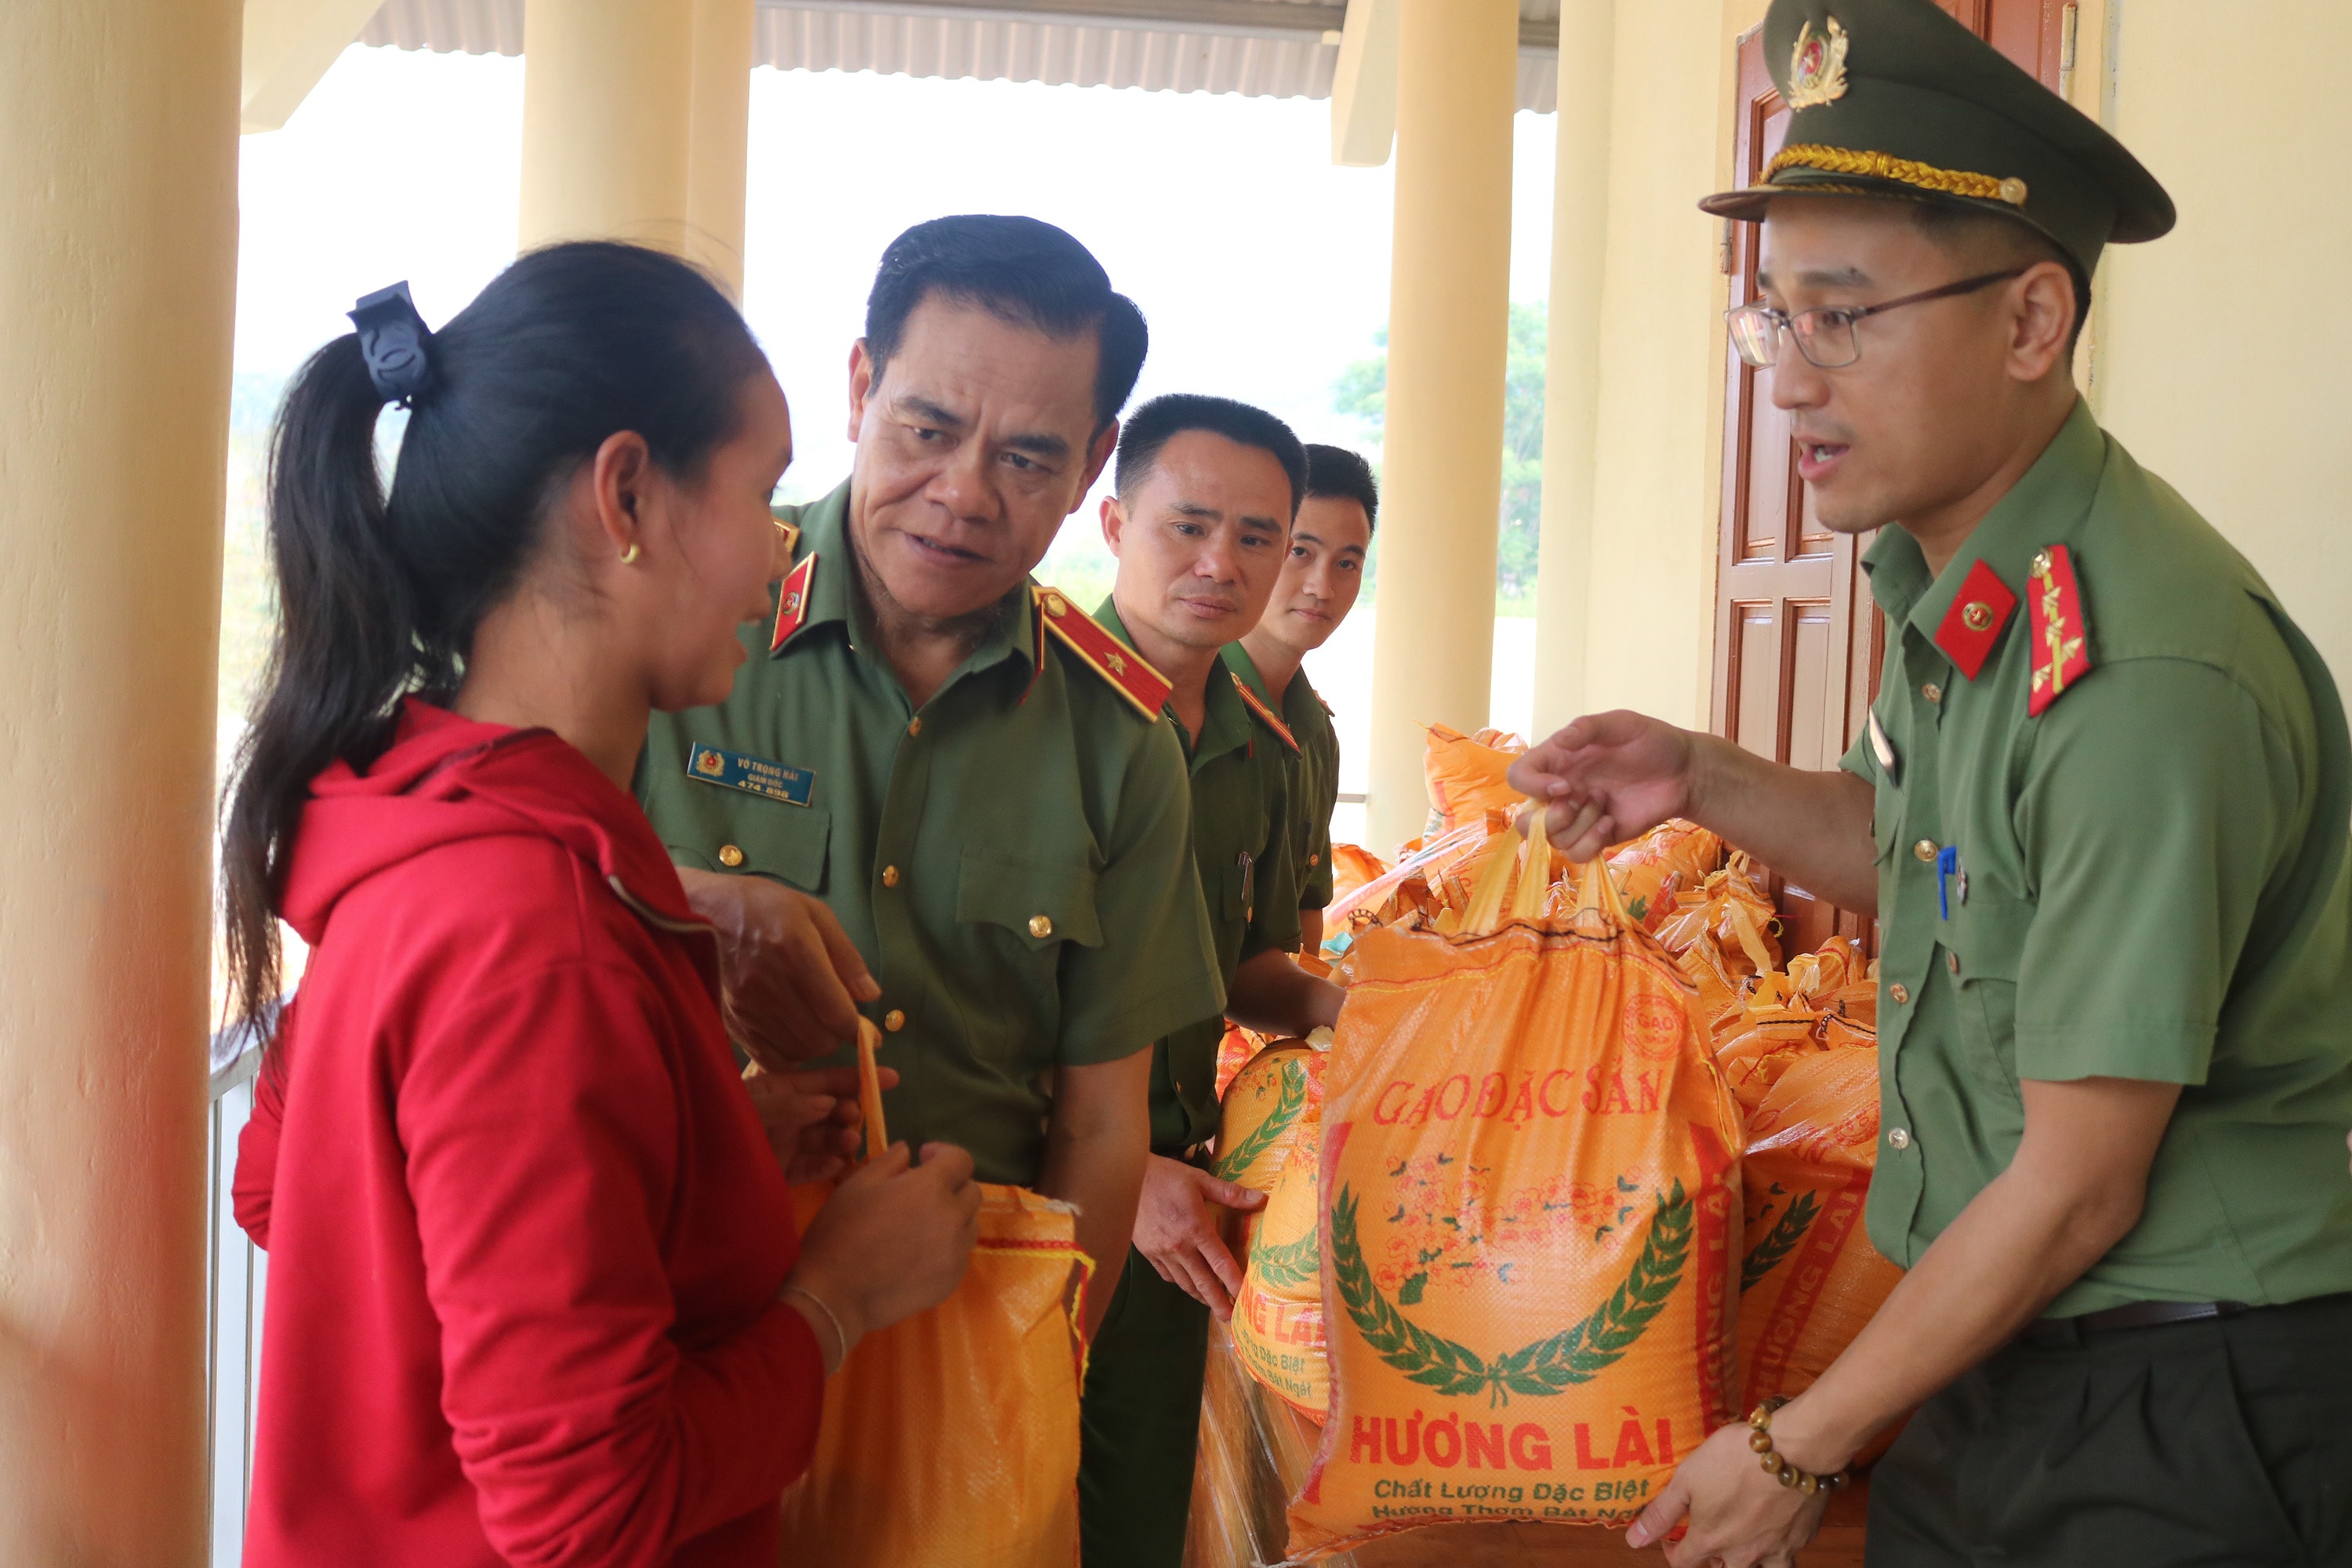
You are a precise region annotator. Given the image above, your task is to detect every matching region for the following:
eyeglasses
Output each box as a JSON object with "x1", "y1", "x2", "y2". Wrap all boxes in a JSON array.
[{"x1": 1726, "y1": 267, "x2": 2029, "y2": 369}]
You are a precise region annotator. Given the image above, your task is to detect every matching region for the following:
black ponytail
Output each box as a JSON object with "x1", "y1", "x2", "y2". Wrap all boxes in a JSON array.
[{"x1": 222, "y1": 241, "x2": 768, "y2": 1044}]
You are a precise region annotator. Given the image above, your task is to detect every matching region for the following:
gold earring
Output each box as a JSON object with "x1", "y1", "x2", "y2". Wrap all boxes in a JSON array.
[{"x1": 619, "y1": 543, "x2": 642, "y2": 565}]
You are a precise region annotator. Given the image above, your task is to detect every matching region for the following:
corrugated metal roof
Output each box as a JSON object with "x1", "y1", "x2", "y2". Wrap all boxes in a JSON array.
[{"x1": 359, "y1": 0, "x2": 1559, "y2": 110}]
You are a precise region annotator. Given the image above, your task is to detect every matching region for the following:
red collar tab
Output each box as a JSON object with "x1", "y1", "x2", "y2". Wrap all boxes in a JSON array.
[
  {"x1": 769, "y1": 552, "x2": 818, "y2": 652},
  {"x1": 1230, "y1": 673, "x2": 1301, "y2": 753},
  {"x1": 1036, "y1": 586, "x2": 1172, "y2": 721},
  {"x1": 1932, "y1": 558, "x2": 2019, "y2": 681},
  {"x1": 2027, "y1": 545, "x2": 2092, "y2": 717}
]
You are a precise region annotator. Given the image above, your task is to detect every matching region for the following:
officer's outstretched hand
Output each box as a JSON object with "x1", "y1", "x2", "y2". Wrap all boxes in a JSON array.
[
  {"x1": 1507, "y1": 710, "x2": 1698, "y2": 863},
  {"x1": 1134, "y1": 1153, "x2": 1266, "y2": 1319},
  {"x1": 678, "y1": 867, "x2": 883, "y2": 1071}
]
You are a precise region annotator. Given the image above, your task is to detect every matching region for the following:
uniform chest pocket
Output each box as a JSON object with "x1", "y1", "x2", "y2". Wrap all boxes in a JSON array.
[
  {"x1": 956, "y1": 849, "x2": 1105, "y2": 951},
  {"x1": 726, "y1": 805, "x2": 830, "y2": 895},
  {"x1": 1945, "y1": 884, "x2": 2031, "y2": 1097}
]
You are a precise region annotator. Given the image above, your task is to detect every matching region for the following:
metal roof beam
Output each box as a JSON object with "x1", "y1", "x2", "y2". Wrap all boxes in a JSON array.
[{"x1": 757, "y1": 0, "x2": 1558, "y2": 52}]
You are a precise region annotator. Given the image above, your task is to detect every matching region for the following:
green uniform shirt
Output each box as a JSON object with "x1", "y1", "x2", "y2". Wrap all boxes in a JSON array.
[
  {"x1": 1224, "y1": 646, "x2": 1341, "y2": 911},
  {"x1": 1842, "y1": 401, "x2": 2352, "y2": 1315},
  {"x1": 1097, "y1": 603, "x2": 1301, "y2": 1151},
  {"x1": 637, "y1": 483, "x2": 1223, "y2": 1186}
]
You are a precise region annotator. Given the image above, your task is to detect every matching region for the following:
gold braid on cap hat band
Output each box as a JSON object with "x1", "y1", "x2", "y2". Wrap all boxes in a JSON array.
[{"x1": 1766, "y1": 143, "x2": 2029, "y2": 207}]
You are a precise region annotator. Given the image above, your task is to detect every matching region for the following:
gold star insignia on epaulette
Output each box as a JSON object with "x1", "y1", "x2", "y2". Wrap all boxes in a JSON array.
[{"x1": 1033, "y1": 586, "x2": 1173, "y2": 720}]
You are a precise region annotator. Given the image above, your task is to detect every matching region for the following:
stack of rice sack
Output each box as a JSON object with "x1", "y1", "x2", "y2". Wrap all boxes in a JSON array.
[
  {"x1": 1698, "y1": 936, "x2": 1902, "y2": 1444},
  {"x1": 1327, "y1": 844, "x2": 1389, "y2": 912},
  {"x1": 1284, "y1": 829, "x2": 1744, "y2": 1558},
  {"x1": 1655, "y1": 855, "x2": 1782, "y2": 1031},
  {"x1": 1418, "y1": 724, "x2": 1526, "y2": 839},
  {"x1": 1601, "y1": 818, "x2": 1726, "y2": 932}
]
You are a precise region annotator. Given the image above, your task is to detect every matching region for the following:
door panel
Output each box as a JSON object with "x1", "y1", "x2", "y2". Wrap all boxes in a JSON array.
[{"x1": 1712, "y1": 6, "x2": 2071, "y2": 959}]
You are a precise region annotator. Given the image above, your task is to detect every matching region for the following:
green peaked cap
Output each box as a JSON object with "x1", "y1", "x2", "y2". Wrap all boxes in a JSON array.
[{"x1": 1699, "y1": 0, "x2": 2173, "y2": 279}]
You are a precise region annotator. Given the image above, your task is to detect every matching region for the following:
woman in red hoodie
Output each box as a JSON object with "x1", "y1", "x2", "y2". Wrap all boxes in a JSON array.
[{"x1": 220, "y1": 242, "x2": 982, "y2": 1567}]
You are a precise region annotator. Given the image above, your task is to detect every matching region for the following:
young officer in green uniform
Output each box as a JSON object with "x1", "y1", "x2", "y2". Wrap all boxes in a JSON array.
[
  {"x1": 1226, "y1": 442, "x2": 1376, "y2": 953},
  {"x1": 1512, "y1": 2, "x2": 2352, "y2": 1563},
  {"x1": 1081, "y1": 395, "x2": 1348, "y2": 1568},
  {"x1": 637, "y1": 217, "x2": 1223, "y2": 1331}
]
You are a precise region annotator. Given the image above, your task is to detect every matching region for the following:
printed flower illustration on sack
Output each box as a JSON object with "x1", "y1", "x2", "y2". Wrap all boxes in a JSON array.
[
  {"x1": 1334, "y1": 1178, "x2": 1694, "y2": 1408},
  {"x1": 1374, "y1": 1156, "x2": 1657, "y2": 1305}
]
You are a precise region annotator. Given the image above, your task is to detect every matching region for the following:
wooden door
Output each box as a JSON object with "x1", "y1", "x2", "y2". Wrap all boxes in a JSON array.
[{"x1": 1711, "y1": 2, "x2": 2074, "y2": 958}]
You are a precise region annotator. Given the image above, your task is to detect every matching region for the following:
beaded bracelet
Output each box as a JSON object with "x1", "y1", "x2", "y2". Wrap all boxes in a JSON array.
[{"x1": 1747, "y1": 1399, "x2": 1850, "y2": 1496}]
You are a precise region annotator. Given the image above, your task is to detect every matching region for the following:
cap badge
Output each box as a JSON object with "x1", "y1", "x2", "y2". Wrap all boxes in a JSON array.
[{"x1": 1788, "y1": 16, "x2": 1851, "y2": 109}]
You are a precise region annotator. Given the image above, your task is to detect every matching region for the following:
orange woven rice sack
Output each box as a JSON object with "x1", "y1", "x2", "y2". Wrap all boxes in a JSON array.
[
  {"x1": 1287, "y1": 835, "x2": 1744, "y2": 1558},
  {"x1": 1326, "y1": 821, "x2": 1494, "y2": 940},
  {"x1": 1216, "y1": 1022, "x2": 1269, "y2": 1103},
  {"x1": 1231, "y1": 1117, "x2": 1332, "y2": 1421},
  {"x1": 1216, "y1": 1039, "x2": 1326, "y2": 1197},
  {"x1": 1421, "y1": 724, "x2": 1526, "y2": 839},
  {"x1": 1329, "y1": 844, "x2": 1391, "y2": 911},
  {"x1": 1606, "y1": 819, "x2": 1726, "y2": 932},
  {"x1": 1737, "y1": 1033, "x2": 1904, "y2": 1460},
  {"x1": 781, "y1": 1029, "x2": 1091, "y2": 1567}
]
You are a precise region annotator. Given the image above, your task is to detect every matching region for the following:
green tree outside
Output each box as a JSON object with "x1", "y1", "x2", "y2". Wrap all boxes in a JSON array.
[{"x1": 1333, "y1": 301, "x2": 1548, "y2": 615}]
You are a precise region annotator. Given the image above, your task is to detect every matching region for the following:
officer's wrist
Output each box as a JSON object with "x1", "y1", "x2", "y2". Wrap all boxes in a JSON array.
[{"x1": 1764, "y1": 1392, "x2": 1860, "y2": 1478}]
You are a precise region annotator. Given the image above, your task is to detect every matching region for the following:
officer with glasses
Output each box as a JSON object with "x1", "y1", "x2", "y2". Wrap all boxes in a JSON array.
[{"x1": 1508, "y1": 0, "x2": 2352, "y2": 1564}]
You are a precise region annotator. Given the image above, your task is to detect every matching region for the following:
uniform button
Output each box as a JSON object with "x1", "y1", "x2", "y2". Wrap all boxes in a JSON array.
[
  {"x1": 1889, "y1": 982, "x2": 1911, "y2": 1005},
  {"x1": 1887, "y1": 1127, "x2": 1912, "y2": 1150},
  {"x1": 1914, "y1": 839, "x2": 1939, "y2": 862},
  {"x1": 1308, "y1": 853, "x2": 1321, "y2": 866},
  {"x1": 1029, "y1": 914, "x2": 1054, "y2": 938},
  {"x1": 1947, "y1": 950, "x2": 1962, "y2": 977},
  {"x1": 717, "y1": 844, "x2": 744, "y2": 868},
  {"x1": 907, "y1": 717, "x2": 923, "y2": 737},
  {"x1": 1922, "y1": 682, "x2": 1943, "y2": 703},
  {"x1": 884, "y1": 1009, "x2": 906, "y2": 1033},
  {"x1": 881, "y1": 864, "x2": 900, "y2": 888}
]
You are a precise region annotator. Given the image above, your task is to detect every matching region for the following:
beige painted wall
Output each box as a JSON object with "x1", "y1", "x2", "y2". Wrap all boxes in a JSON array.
[
  {"x1": 2095, "y1": 0, "x2": 2352, "y2": 689},
  {"x1": 0, "y1": 0, "x2": 238, "y2": 1561},
  {"x1": 1567, "y1": 0, "x2": 1765, "y2": 733}
]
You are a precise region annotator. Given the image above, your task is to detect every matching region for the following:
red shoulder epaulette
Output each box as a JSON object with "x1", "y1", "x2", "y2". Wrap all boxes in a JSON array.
[
  {"x1": 769, "y1": 550, "x2": 817, "y2": 652},
  {"x1": 2027, "y1": 545, "x2": 2092, "y2": 717},
  {"x1": 1230, "y1": 673, "x2": 1301, "y2": 753},
  {"x1": 1932, "y1": 558, "x2": 2018, "y2": 681},
  {"x1": 1035, "y1": 587, "x2": 1172, "y2": 721}
]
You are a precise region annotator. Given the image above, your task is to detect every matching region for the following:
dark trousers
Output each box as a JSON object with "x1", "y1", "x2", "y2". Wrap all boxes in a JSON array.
[
  {"x1": 1869, "y1": 1293, "x2": 2352, "y2": 1567},
  {"x1": 1078, "y1": 1247, "x2": 1212, "y2": 1568}
]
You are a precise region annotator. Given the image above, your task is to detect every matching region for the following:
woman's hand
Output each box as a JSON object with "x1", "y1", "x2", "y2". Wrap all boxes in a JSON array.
[
  {"x1": 786, "y1": 1141, "x2": 982, "y2": 1368},
  {"x1": 742, "y1": 1063, "x2": 895, "y2": 1185},
  {"x1": 1625, "y1": 1407, "x2": 1837, "y2": 1567}
]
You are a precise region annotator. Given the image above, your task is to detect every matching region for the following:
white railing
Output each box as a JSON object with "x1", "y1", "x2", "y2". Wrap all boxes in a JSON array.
[{"x1": 205, "y1": 1018, "x2": 270, "y2": 1568}]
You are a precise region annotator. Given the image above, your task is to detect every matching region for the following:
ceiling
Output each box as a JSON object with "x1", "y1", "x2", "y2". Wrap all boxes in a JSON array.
[{"x1": 358, "y1": 0, "x2": 1564, "y2": 111}]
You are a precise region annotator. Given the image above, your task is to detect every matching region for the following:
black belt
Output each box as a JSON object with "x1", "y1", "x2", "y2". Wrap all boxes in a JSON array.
[{"x1": 2017, "y1": 1298, "x2": 2250, "y2": 1348}]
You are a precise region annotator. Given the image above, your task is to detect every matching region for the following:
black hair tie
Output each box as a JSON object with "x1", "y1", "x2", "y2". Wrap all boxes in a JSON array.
[{"x1": 349, "y1": 281, "x2": 437, "y2": 407}]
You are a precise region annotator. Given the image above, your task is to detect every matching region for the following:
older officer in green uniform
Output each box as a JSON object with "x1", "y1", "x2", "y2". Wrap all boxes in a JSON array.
[
  {"x1": 1082, "y1": 394, "x2": 1348, "y2": 1568},
  {"x1": 1227, "y1": 441, "x2": 1376, "y2": 953},
  {"x1": 1510, "y1": 3, "x2": 2352, "y2": 1564},
  {"x1": 637, "y1": 216, "x2": 1222, "y2": 1332}
]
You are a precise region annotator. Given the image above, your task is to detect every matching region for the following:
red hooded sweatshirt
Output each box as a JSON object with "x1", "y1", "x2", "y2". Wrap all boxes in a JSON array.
[{"x1": 234, "y1": 700, "x2": 825, "y2": 1568}]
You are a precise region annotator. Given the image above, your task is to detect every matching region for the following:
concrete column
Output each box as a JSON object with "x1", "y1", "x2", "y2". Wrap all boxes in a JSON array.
[
  {"x1": 0, "y1": 0, "x2": 240, "y2": 1562},
  {"x1": 518, "y1": 0, "x2": 699, "y2": 254},
  {"x1": 1363, "y1": 0, "x2": 1519, "y2": 855},
  {"x1": 1529, "y1": 0, "x2": 1616, "y2": 739},
  {"x1": 684, "y1": 0, "x2": 757, "y2": 296}
]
